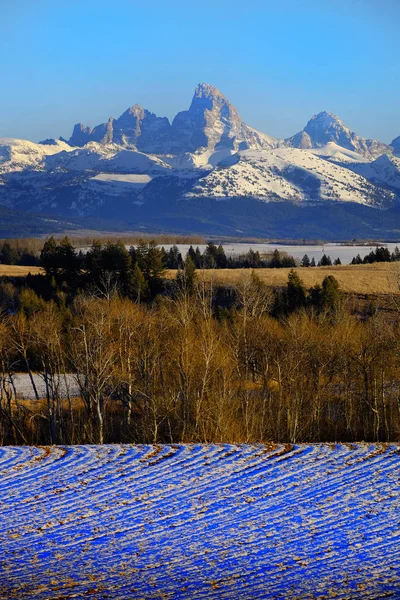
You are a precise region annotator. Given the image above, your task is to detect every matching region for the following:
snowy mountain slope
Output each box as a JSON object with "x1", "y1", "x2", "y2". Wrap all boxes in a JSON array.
[
  {"x1": 1, "y1": 444, "x2": 399, "y2": 599},
  {"x1": 45, "y1": 142, "x2": 172, "y2": 174},
  {"x1": 186, "y1": 148, "x2": 395, "y2": 207},
  {"x1": 0, "y1": 138, "x2": 73, "y2": 173},
  {"x1": 307, "y1": 142, "x2": 369, "y2": 164},
  {"x1": 349, "y1": 153, "x2": 400, "y2": 191},
  {"x1": 286, "y1": 111, "x2": 391, "y2": 159}
]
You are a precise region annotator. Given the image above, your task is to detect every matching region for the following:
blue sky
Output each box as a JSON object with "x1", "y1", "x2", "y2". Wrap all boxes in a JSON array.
[{"x1": 1, "y1": 0, "x2": 399, "y2": 143}]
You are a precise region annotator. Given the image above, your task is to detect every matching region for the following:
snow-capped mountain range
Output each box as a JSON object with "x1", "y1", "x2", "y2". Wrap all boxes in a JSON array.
[{"x1": 1, "y1": 83, "x2": 400, "y2": 237}]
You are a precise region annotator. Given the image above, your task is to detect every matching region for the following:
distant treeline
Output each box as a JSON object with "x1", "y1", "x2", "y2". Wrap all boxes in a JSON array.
[
  {"x1": 299, "y1": 254, "x2": 342, "y2": 267},
  {"x1": 0, "y1": 234, "x2": 206, "y2": 264},
  {"x1": 351, "y1": 246, "x2": 400, "y2": 265},
  {"x1": 168, "y1": 244, "x2": 297, "y2": 269}
]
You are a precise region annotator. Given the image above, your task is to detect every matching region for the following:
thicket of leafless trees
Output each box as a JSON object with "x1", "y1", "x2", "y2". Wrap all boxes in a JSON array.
[{"x1": 0, "y1": 272, "x2": 399, "y2": 446}]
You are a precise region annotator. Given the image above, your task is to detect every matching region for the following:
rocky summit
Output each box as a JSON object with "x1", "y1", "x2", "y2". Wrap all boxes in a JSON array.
[
  {"x1": 286, "y1": 111, "x2": 392, "y2": 159},
  {"x1": 67, "y1": 83, "x2": 277, "y2": 154}
]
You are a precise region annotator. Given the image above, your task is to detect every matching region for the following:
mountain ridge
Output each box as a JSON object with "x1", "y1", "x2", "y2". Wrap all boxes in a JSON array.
[{"x1": 1, "y1": 83, "x2": 400, "y2": 238}]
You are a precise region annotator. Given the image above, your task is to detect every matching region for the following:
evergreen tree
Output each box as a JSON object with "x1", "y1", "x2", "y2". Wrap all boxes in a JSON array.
[
  {"x1": 309, "y1": 284, "x2": 323, "y2": 311},
  {"x1": 194, "y1": 246, "x2": 203, "y2": 268},
  {"x1": 351, "y1": 254, "x2": 363, "y2": 265},
  {"x1": 188, "y1": 245, "x2": 197, "y2": 265},
  {"x1": 85, "y1": 241, "x2": 103, "y2": 284},
  {"x1": 40, "y1": 236, "x2": 59, "y2": 279},
  {"x1": 135, "y1": 241, "x2": 165, "y2": 295},
  {"x1": 269, "y1": 249, "x2": 282, "y2": 268},
  {"x1": 286, "y1": 270, "x2": 307, "y2": 312},
  {"x1": 318, "y1": 254, "x2": 332, "y2": 267},
  {"x1": 333, "y1": 257, "x2": 342, "y2": 265},
  {"x1": 215, "y1": 244, "x2": 227, "y2": 268},
  {"x1": 321, "y1": 275, "x2": 340, "y2": 311},
  {"x1": 301, "y1": 254, "x2": 311, "y2": 267},
  {"x1": 392, "y1": 246, "x2": 400, "y2": 262},
  {"x1": 0, "y1": 242, "x2": 19, "y2": 265},
  {"x1": 281, "y1": 255, "x2": 296, "y2": 268},
  {"x1": 57, "y1": 236, "x2": 80, "y2": 285},
  {"x1": 176, "y1": 256, "x2": 197, "y2": 294},
  {"x1": 167, "y1": 245, "x2": 182, "y2": 269},
  {"x1": 310, "y1": 257, "x2": 316, "y2": 267},
  {"x1": 204, "y1": 242, "x2": 218, "y2": 268},
  {"x1": 101, "y1": 241, "x2": 134, "y2": 297},
  {"x1": 363, "y1": 246, "x2": 391, "y2": 264},
  {"x1": 246, "y1": 249, "x2": 261, "y2": 268}
]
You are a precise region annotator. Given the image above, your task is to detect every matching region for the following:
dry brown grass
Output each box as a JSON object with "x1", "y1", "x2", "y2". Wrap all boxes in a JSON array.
[
  {"x1": 0, "y1": 265, "x2": 44, "y2": 277},
  {"x1": 166, "y1": 263, "x2": 400, "y2": 295}
]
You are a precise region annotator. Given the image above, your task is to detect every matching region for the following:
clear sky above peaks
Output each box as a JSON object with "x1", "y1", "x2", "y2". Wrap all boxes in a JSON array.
[{"x1": 1, "y1": 0, "x2": 399, "y2": 143}]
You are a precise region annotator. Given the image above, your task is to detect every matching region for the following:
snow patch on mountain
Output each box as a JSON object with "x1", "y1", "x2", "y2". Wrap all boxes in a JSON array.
[
  {"x1": 46, "y1": 143, "x2": 172, "y2": 174},
  {"x1": 308, "y1": 142, "x2": 369, "y2": 164},
  {"x1": 0, "y1": 138, "x2": 73, "y2": 173},
  {"x1": 187, "y1": 148, "x2": 395, "y2": 207},
  {"x1": 349, "y1": 154, "x2": 400, "y2": 191}
]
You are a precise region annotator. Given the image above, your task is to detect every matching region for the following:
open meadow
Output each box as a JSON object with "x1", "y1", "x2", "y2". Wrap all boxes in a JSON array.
[
  {"x1": 0, "y1": 265, "x2": 43, "y2": 277},
  {"x1": 0, "y1": 443, "x2": 398, "y2": 599},
  {"x1": 166, "y1": 262, "x2": 400, "y2": 295},
  {"x1": 1, "y1": 260, "x2": 400, "y2": 296}
]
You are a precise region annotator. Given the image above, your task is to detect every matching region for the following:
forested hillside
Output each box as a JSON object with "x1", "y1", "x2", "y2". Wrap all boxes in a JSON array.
[{"x1": 0, "y1": 237, "x2": 399, "y2": 445}]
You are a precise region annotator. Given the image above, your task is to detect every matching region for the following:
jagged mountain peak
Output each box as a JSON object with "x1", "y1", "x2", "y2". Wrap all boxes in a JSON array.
[
  {"x1": 193, "y1": 82, "x2": 225, "y2": 99},
  {"x1": 170, "y1": 83, "x2": 276, "y2": 153},
  {"x1": 287, "y1": 110, "x2": 391, "y2": 159},
  {"x1": 65, "y1": 84, "x2": 276, "y2": 154},
  {"x1": 120, "y1": 104, "x2": 147, "y2": 117},
  {"x1": 304, "y1": 111, "x2": 352, "y2": 140},
  {"x1": 308, "y1": 110, "x2": 344, "y2": 124}
]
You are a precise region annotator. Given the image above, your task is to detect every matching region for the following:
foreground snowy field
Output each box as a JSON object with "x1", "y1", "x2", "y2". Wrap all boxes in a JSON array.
[{"x1": 0, "y1": 444, "x2": 399, "y2": 599}]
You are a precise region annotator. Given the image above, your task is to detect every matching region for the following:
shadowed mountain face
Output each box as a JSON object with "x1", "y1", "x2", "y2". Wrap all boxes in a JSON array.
[
  {"x1": 391, "y1": 135, "x2": 400, "y2": 156},
  {"x1": 169, "y1": 83, "x2": 276, "y2": 153},
  {"x1": 67, "y1": 83, "x2": 276, "y2": 154}
]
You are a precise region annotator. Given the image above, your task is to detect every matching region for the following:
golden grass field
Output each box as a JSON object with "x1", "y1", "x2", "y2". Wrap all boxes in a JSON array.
[
  {"x1": 1, "y1": 262, "x2": 400, "y2": 295},
  {"x1": 0, "y1": 265, "x2": 43, "y2": 277},
  {"x1": 167, "y1": 262, "x2": 400, "y2": 295}
]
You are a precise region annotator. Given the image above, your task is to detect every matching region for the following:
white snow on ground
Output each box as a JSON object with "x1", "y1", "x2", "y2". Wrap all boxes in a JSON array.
[
  {"x1": 89, "y1": 173, "x2": 153, "y2": 194},
  {"x1": 0, "y1": 443, "x2": 398, "y2": 599},
  {"x1": 4, "y1": 373, "x2": 79, "y2": 400},
  {"x1": 92, "y1": 173, "x2": 152, "y2": 184},
  {"x1": 187, "y1": 148, "x2": 395, "y2": 206}
]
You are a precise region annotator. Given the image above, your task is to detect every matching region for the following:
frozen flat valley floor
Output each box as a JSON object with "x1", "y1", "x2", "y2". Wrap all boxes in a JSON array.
[{"x1": 0, "y1": 443, "x2": 399, "y2": 599}]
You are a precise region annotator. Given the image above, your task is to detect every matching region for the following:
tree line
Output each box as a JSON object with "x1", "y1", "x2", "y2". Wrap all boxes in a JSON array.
[{"x1": 351, "y1": 246, "x2": 400, "y2": 265}]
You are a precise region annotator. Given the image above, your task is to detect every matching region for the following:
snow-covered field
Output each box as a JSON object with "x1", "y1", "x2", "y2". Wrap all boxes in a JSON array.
[
  {"x1": 0, "y1": 443, "x2": 398, "y2": 599},
  {"x1": 5, "y1": 374, "x2": 79, "y2": 400},
  {"x1": 162, "y1": 242, "x2": 400, "y2": 264}
]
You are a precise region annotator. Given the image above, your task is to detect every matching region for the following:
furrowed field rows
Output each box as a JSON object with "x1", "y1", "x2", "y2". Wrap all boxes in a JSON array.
[{"x1": 0, "y1": 444, "x2": 399, "y2": 599}]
